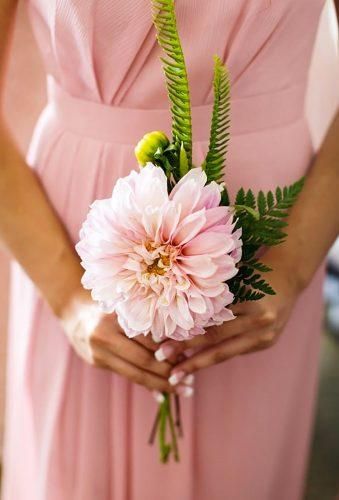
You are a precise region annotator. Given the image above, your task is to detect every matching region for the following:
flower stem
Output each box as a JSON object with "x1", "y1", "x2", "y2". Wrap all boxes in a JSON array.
[
  {"x1": 167, "y1": 394, "x2": 180, "y2": 462},
  {"x1": 150, "y1": 392, "x2": 182, "y2": 463},
  {"x1": 174, "y1": 394, "x2": 183, "y2": 438},
  {"x1": 159, "y1": 394, "x2": 171, "y2": 463},
  {"x1": 148, "y1": 407, "x2": 161, "y2": 445}
]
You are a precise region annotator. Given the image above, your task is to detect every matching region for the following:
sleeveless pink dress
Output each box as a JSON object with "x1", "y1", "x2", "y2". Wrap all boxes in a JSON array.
[{"x1": 3, "y1": 1, "x2": 328, "y2": 499}]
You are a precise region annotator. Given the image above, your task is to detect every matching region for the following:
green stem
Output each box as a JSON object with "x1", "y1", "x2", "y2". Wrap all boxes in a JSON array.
[
  {"x1": 174, "y1": 394, "x2": 183, "y2": 437},
  {"x1": 148, "y1": 408, "x2": 161, "y2": 445},
  {"x1": 167, "y1": 394, "x2": 180, "y2": 462},
  {"x1": 158, "y1": 395, "x2": 171, "y2": 463},
  {"x1": 233, "y1": 204, "x2": 260, "y2": 220},
  {"x1": 152, "y1": 392, "x2": 182, "y2": 463}
]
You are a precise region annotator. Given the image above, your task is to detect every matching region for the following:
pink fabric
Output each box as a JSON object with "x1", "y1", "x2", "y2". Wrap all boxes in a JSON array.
[
  {"x1": 2, "y1": 1, "x2": 330, "y2": 499},
  {"x1": 0, "y1": 0, "x2": 46, "y2": 457}
]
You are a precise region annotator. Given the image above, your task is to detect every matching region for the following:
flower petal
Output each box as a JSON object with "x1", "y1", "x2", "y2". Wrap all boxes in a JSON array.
[
  {"x1": 183, "y1": 232, "x2": 235, "y2": 257},
  {"x1": 169, "y1": 294, "x2": 194, "y2": 330},
  {"x1": 195, "y1": 181, "x2": 221, "y2": 210},
  {"x1": 160, "y1": 201, "x2": 181, "y2": 243},
  {"x1": 172, "y1": 209, "x2": 206, "y2": 245},
  {"x1": 177, "y1": 255, "x2": 218, "y2": 278},
  {"x1": 171, "y1": 179, "x2": 202, "y2": 220},
  {"x1": 188, "y1": 294, "x2": 207, "y2": 314},
  {"x1": 169, "y1": 167, "x2": 207, "y2": 199}
]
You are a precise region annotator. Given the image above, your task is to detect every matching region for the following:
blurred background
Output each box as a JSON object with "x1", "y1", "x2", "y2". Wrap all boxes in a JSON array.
[{"x1": 0, "y1": 1, "x2": 338, "y2": 498}]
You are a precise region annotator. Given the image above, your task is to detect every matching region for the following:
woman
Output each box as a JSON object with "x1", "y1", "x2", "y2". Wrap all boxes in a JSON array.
[{"x1": 0, "y1": 1, "x2": 338, "y2": 499}]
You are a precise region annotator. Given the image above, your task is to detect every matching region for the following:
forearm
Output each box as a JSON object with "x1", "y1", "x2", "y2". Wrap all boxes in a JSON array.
[
  {"x1": 335, "y1": 0, "x2": 339, "y2": 21},
  {"x1": 0, "y1": 125, "x2": 83, "y2": 316},
  {"x1": 267, "y1": 111, "x2": 339, "y2": 291}
]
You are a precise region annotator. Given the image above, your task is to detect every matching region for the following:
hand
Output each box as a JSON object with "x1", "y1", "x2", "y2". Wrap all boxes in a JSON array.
[
  {"x1": 154, "y1": 255, "x2": 301, "y2": 381},
  {"x1": 59, "y1": 287, "x2": 177, "y2": 393}
]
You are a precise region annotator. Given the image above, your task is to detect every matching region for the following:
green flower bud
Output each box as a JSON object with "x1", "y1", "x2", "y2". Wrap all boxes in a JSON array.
[{"x1": 134, "y1": 131, "x2": 170, "y2": 166}]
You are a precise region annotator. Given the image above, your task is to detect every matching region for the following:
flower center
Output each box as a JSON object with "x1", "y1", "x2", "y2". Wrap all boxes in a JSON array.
[
  {"x1": 142, "y1": 241, "x2": 176, "y2": 278},
  {"x1": 146, "y1": 253, "x2": 171, "y2": 276}
]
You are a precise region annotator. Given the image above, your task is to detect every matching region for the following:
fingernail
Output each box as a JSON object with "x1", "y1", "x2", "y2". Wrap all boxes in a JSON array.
[
  {"x1": 152, "y1": 390, "x2": 165, "y2": 404},
  {"x1": 155, "y1": 344, "x2": 175, "y2": 362},
  {"x1": 153, "y1": 336, "x2": 163, "y2": 344},
  {"x1": 184, "y1": 374, "x2": 195, "y2": 386},
  {"x1": 176, "y1": 385, "x2": 194, "y2": 398},
  {"x1": 184, "y1": 348, "x2": 196, "y2": 358},
  {"x1": 168, "y1": 370, "x2": 186, "y2": 386}
]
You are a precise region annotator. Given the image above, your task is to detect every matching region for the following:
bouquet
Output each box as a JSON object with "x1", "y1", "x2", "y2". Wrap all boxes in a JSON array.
[{"x1": 76, "y1": 0, "x2": 304, "y2": 463}]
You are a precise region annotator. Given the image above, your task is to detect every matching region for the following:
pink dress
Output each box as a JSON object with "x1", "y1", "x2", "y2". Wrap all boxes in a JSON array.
[{"x1": 2, "y1": 1, "x2": 328, "y2": 499}]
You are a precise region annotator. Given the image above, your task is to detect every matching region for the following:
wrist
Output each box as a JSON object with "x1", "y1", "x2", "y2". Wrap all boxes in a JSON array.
[
  {"x1": 54, "y1": 284, "x2": 92, "y2": 325},
  {"x1": 40, "y1": 249, "x2": 89, "y2": 319},
  {"x1": 261, "y1": 247, "x2": 309, "y2": 297},
  {"x1": 49, "y1": 281, "x2": 86, "y2": 320}
]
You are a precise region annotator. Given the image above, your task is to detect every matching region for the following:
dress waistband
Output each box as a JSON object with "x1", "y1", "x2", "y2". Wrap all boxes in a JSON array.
[{"x1": 46, "y1": 75, "x2": 306, "y2": 144}]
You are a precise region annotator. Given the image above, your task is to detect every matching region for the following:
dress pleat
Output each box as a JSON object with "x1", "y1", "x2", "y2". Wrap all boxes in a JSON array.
[{"x1": 2, "y1": 1, "x2": 329, "y2": 499}]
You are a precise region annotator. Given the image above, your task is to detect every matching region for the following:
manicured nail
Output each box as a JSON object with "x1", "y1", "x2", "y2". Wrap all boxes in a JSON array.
[
  {"x1": 152, "y1": 390, "x2": 165, "y2": 404},
  {"x1": 184, "y1": 374, "x2": 195, "y2": 386},
  {"x1": 184, "y1": 348, "x2": 196, "y2": 358},
  {"x1": 168, "y1": 370, "x2": 186, "y2": 386},
  {"x1": 176, "y1": 385, "x2": 194, "y2": 398},
  {"x1": 155, "y1": 344, "x2": 175, "y2": 362}
]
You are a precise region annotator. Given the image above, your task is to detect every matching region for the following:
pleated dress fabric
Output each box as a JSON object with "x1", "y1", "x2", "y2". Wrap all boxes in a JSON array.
[{"x1": 2, "y1": 1, "x2": 328, "y2": 499}]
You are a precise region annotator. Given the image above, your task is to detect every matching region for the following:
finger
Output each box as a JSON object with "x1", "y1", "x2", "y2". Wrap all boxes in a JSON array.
[
  {"x1": 169, "y1": 334, "x2": 258, "y2": 375},
  {"x1": 154, "y1": 313, "x2": 258, "y2": 363},
  {"x1": 114, "y1": 316, "x2": 169, "y2": 354},
  {"x1": 228, "y1": 302, "x2": 251, "y2": 315},
  {"x1": 104, "y1": 313, "x2": 157, "y2": 351},
  {"x1": 91, "y1": 329, "x2": 173, "y2": 378},
  {"x1": 133, "y1": 334, "x2": 164, "y2": 353},
  {"x1": 92, "y1": 347, "x2": 174, "y2": 393}
]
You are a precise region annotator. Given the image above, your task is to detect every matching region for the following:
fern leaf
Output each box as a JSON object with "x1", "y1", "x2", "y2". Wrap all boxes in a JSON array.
[
  {"x1": 234, "y1": 205, "x2": 260, "y2": 220},
  {"x1": 245, "y1": 189, "x2": 256, "y2": 209},
  {"x1": 244, "y1": 291, "x2": 266, "y2": 301},
  {"x1": 275, "y1": 187, "x2": 282, "y2": 203},
  {"x1": 151, "y1": 0, "x2": 192, "y2": 168},
  {"x1": 202, "y1": 55, "x2": 231, "y2": 183},
  {"x1": 235, "y1": 187, "x2": 245, "y2": 205},
  {"x1": 267, "y1": 190, "x2": 275, "y2": 209},
  {"x1": 257, "y1": 191, "x2": 267, "y2": 216},
  {"x1": 220, "y1": 187, "x2": 230, "y2": 206},
  {"x1": 229, "y1": 261, "x2": 276, "y2": 304},
  {"x1": 246, "y1": 259, "x2": 272, "y2": 273}
]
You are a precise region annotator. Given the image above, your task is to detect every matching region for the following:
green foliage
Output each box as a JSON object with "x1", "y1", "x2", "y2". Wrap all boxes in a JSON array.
[
  {"x1": 232, "y1": 260, "x2": 276, "y2": 302},
  {"x1": 220, "y1": 186, "x2": 230, "y2": 206},
  {"x1": 229, "y1": 177, "x2": 305, "y2": 302},
  {"x1": 246, "y1": 259, "x2": 272, "y2": 273},
  {"x1": 150, "y1": 1, "x2": 306, "y2": 306},
  {"x1": 179, "y1": 142, "x2": 189, "y2": 177},
  {"x1": 229, "y1": 261, "x2": 275, "y2": 304},
  {"x1": 151, "y1": 0, "x2": 192, "y2": 170},
  {"x1": 233, "y1": 178, "x2": 305, "y2": 253},
  {"x1": 235, "y1": 187, "x2": 245, "y2": 205},
  {"x1": 202, "y1": 55, "x2": 231, "y2": 183}
]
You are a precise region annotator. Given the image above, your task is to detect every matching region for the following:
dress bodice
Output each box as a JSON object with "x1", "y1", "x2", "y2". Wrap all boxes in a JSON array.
[{"x1": 26, "y1": 0, "x2": 326, "y2": 108}]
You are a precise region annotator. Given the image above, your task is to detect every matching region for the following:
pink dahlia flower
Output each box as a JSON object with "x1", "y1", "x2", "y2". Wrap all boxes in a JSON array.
[{"x1": 76, "y1": 164, "x2": 242, "y2": 341}]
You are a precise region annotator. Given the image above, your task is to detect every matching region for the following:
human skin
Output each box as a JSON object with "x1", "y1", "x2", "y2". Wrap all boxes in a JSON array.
[
  {"x1": 157, "y1": 109, "x2": 339, "y2": 379},
  {"x1": 0, "y1": 0, "x2": 178, "y2": 395},
  {"x1": 156, "y1": 1, "x2": 339, "y2": 376},
  {"x1": 1, "y1": 1, "x2": 338, "y2": 389},
  {"x1": 335, "y1": 0, "x2": 339, "y2": 18}
]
